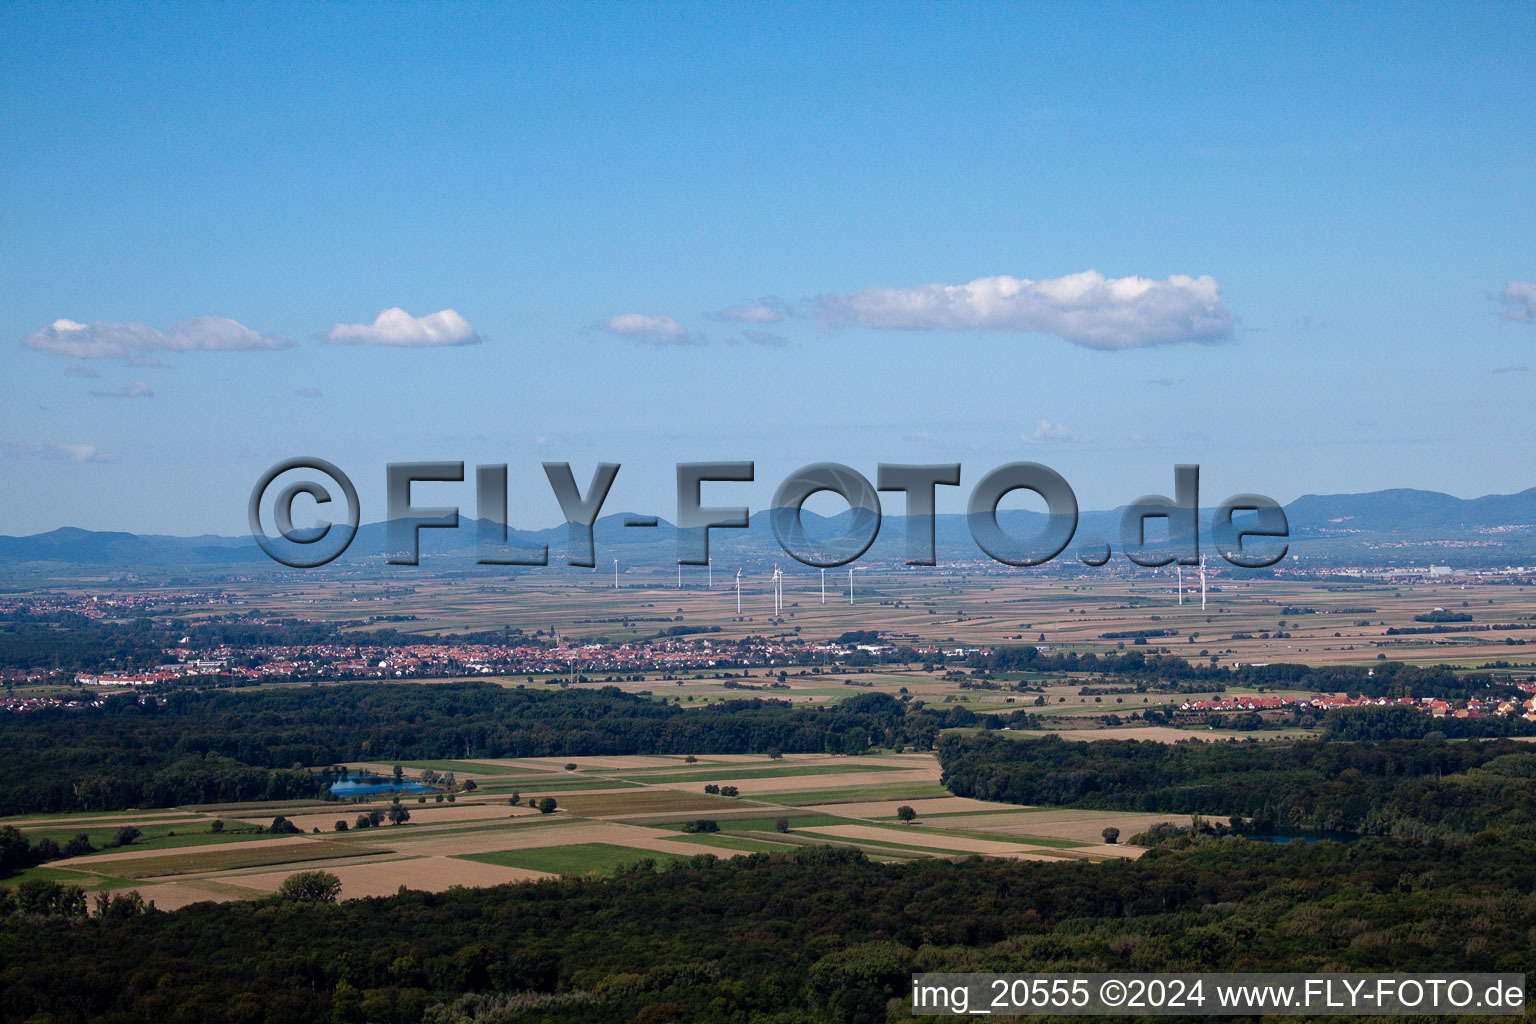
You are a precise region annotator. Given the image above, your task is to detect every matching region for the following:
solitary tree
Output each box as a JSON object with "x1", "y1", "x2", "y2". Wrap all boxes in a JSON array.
[
  {"x1": 1102, "y1": 827, "x2": 1120, "y2": 845},
  {"x1": 111, "y1": 826, "x2": 141, "y2": 848},
  {"x1": 386, "y1": 804, "x2": 411, "y2": 826},
  {"x1": 278, "y1": 870, "x2": 342, "y2": 904},
  {"x1": 508, "y1": 793, "x2": 522, "y2": 807},
  {"x1": 774, "y1": 818, "x2": 790, "y2": 833},
  {"x1": 392, "y1": 764, "x2": 404, "y2": 784},
  {"x1": 209, "y1": 820, "x2": 224, "y2": 834},
  {"x1": 896, "y1": 805, "x2": 917, "y2": 824},
  {"x1": 538, "y1": 797, "x2": 558, "y2": 815},
  {"x1": 334, "y1": 820, "x2": 349, "y2": 832}
]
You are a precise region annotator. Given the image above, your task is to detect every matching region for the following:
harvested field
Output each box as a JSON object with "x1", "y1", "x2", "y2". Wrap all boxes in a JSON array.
[
  {"x1": 234, "y1": 855, "x2": 554, "y2": 897},
  {"x1": 797, "y1": 796, "x2": 1031, "y2": 818},
  {"x1": 763, "y1": 783, "x2": 953, "y2": 805},
  {"x1": 102, "y1": 881, "x2": 243, "y2": 911},
  {"x1": 69, "y1": 840, "x2": 380, "y2": 878},
  {"x1": 555, "y1": 790, "x2": 747, "y2": 817},
  {"x1": 619, "y1": 763, "x2": 906, "y2": 784},
  {"x1": 231, "y1": 802, "x2": 532, "y2": 833},
  {"x1": 944, "y1": 808, "x2": 1185, "y2": 845},
  {"x1": 800, "y1": 824, "x2": 1071, "y2": 859},
  {"x1": 656, "y1": 767, "x2": 940, "y2": 796}
]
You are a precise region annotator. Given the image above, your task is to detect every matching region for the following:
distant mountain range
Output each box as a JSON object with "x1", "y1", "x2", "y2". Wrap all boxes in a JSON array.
[{"x1": 1, "y1": 486, "x2": 1534, "y2": 571}]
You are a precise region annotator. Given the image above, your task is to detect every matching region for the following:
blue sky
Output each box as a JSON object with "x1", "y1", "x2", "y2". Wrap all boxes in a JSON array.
[{"x1": 2, "y1": 2, "x2": 1533, "y2": 536}]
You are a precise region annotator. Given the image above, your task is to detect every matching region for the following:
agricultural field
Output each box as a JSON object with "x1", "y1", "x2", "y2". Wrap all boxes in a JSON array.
[
  {"x1": 4, "y1": 751, "x2": 1175, "y2": 908},
  {"x1": 141, "y1": 566, "x2": 1536, "y2": 671}
]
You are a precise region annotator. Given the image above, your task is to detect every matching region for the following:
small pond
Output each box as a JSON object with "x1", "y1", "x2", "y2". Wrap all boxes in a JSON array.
[
  {"x1": 1247, "y1": 831, "x2": 1359, "y2": 844},
  {"x1": 328, "y1": 775, "x2": 435, "y2": 797}
]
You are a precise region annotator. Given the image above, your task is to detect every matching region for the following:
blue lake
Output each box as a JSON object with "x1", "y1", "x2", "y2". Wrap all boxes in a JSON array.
[
  {"x1": 1248, "y1": 832, "x2": 1358, "y2": 844},
  {"x1": 328, "y1": 776, "x2": 435, "y2": 797}
]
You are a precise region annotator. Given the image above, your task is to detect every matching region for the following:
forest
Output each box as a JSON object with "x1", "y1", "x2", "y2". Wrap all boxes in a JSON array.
[
  {"x1": 1, "y1": 835, "x2": 1532, "y2": 1024},
  {"x1": 0, "y1": 683, "x2": 980, "y2": 815},
  {"x1": 938, "y1": 732, "x2": 1536, "y2": 837}
]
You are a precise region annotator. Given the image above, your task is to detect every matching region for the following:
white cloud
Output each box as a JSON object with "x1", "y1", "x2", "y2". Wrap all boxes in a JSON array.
[
  {"x1": 324, "y1": 308, "x2": 479, "y2": 347},
  {"x1": 600, "y1": 313, "x2": 704, "y2": 346},
  {"x1": 63, "y1": 364, "x2": 99, "y2": 378},
  {"x1": 90, "y1": 380, "x2": 154, "y2": 399},
  {"x1": 296, "y1": 386, "x2": 323, "y2": 399},
  {"x1": 24, "y1": 316, "x2": 290, "y2": 359},
  {"x1": 1026, "y1": 419, "x2": 1072, "y2": 442},
  {"x1": 1498, "y1": 280, "x2": 1536, "y2": 324},
  {"x1": 1, "y1": 441, "x2": 112, "y2": 463},
  {"x1": 58, "y1": 443, "x2": 111, "y2": 462},
  {"x1": 816, "y1": 270, "x2": 1234, "y2": 348},
  {"x1": 711, "y1": 299, "x2": 790, "y2": 324}
]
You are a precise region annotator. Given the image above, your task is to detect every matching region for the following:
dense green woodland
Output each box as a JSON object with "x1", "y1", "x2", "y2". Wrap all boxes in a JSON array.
[
  {"x1": 939, "y1": 732, "x2": 1536, "y2": 837},
  {"x1": 0, "y1": 684, "x2": 979, "y2": 815},
  {"x1": 1, "y1": 839, "x2": 1532, "y2": 1024}
]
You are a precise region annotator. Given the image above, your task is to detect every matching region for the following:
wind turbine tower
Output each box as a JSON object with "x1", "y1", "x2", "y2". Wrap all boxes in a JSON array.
[
  {"x1": 735, "y1": 569, "x2": 742, "y2": 615},
  {"x1": 820, "y1": 567, "x2": 826, "y2": 604},
  {"x1": 848, "y1": 566, "x2": 856, "y2": 606},
  {"x1": 1199, "y1": 555, "x2": 1208, "y2": 611},
  {"x1": 613, "y1": 559, "x2": 618, "y2": 589},
  {"x1": 1176, "y1": 564, "x2": 1183, "y2": 605}
]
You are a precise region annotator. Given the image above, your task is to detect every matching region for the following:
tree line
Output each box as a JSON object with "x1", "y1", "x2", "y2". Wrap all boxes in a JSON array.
[
  {"x1": 937, "y1": 732, "x2": 1536, "y2": 837},
  {"x1": 0, "y1": 684, "x2": 979, "y2": 816}
]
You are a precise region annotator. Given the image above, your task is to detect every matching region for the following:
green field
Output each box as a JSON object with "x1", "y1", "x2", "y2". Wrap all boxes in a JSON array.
[
  {"x1": 25, "y1": 821, "x2": 277, "y2": 855},
  {"x1": 459, "y1": 843, "x2": 693, "y2": 876},
  {"x1": 665, "y1": 833, "x2": 800, "y2": 854},
  {"x1": 2, "y1": 864, "x2": 143, "y2": 891}
]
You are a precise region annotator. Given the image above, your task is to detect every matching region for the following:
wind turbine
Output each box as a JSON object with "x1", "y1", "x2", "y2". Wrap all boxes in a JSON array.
[
  {"x1": 708, "y1": 557, "x2": 712, "y2": 589},
  {"x1": 770, "y1": 567, "x2": 784, "y2": 617},
  {"x1": 820, "y1": 567, "x2": 826, "y2": 604},
  {"x1": 848, "y1": 566, "x2": 856, "y2": 606},
  {"x1": 1176, "y1": 564, "x2": 1183, "y2": 605},
  {"x1": 1199, "y1": 555, "x2": 1208, "y2": 611},
  {"x1": 735, "y1": 569, "x2": 742, "y2": 615},
  {"x1": 613, "y1": 559, "x2": 618, "y2": 589}
]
